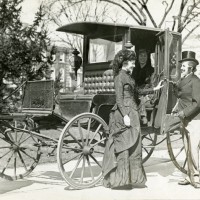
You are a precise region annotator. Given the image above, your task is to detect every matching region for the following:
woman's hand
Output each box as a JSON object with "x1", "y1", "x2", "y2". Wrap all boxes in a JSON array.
[
  {"x1": 153, "y1": 80, "x2": 164, "y2": 91},
  {"x1": 123, "y1": 115, "x2": 130, "y2": 127}
]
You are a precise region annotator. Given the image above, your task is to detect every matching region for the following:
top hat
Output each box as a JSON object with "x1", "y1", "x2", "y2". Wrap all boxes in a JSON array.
[{"x1": 179, "y1": 51, "x2": 199, "y2": 65}]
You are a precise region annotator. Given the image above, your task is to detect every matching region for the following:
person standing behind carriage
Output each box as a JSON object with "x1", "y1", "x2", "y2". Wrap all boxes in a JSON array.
[
  {"x1": 102, "y1": 49, "x2": 163, "y2": 189},
  {"x1": 170, "y1": 51, "x2": 200, "y2": 188}
]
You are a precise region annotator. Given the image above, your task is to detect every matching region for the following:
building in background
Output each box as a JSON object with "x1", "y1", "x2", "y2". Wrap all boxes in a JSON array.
[{"x1": 51, "y1": 46, "x2": 83, "y2": 93}]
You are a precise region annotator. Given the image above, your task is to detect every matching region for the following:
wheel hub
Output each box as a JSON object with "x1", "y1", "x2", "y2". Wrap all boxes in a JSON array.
[
  {"x1": 82, "y1": 146, "x2": 94, "y2": 155},
  {"x1": 12, "y1": 143, "x2": 19, "y2": 151}
]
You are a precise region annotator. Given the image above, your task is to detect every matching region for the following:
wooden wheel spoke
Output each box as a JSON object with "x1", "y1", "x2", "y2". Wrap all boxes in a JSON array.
[
  {"x1": 78, "y1": 120, "x2": 85, "y2": 145},
  {"x1": 69, "y1": 154, "x2": 83, "y2": 178},
  {"x1": 86, "y1": 156, "x2": 94, "y2": 181},
  {"x1": 90, "y1": 137, "x2": 106, "y2": 148},
  {"x1": 68, "y1": 130, "x2": 83, "y2": 148},
  {"x1": 80, "y1": 156, "x2": 86, "y2": 183},
  {"x1": 19, "y1": 135, "x2": 32, "y2": 145},
  {"x1": 0, "y1": 136, "x2": 13, "y2": 145},
  {"x1": 6, "y1": 132, "x2": 14, "y2": 142},
  {"x1": 89, "y1": 155, "x2": 102, "y2": 168},
  {"x1": 18, "y1": 131, "x2": 25, "y2": 143},
  {"x1": 63, "y1": 152, "x2": 82, "y2": 165},
  {"x1": 0, "y1": 146, "x2": 11, "y2": 149},
  {"x1": 143, "y1": 148, "x2": 149, "y2": 154},
  {"x1": 174, "y1": 146, "x2": 184, "y2": 158},
  {"x1": 86, "y1": 118, "x2": 91, "y2": 145},
  {"x1": 89, "y1": 124, "x2": 102, "y2": 145},
  {"x1": 14, "y1": 152, "x2": 17, "y2": 178},
  {"x1": 20, "y1": 149, "x2": 38, "y2": 162},
  {"x1": 0, "y1": 149, "x2": 12, "y2": 159},
  {"x1": 2, "y1": 152, "x2": 14, "y2": 173},
  {"x1": 17, "y1": 151, "x2": 28, "y2": 171},
  {"x1": 93, "y1": 150, "x2": 104, "y2": 154}
]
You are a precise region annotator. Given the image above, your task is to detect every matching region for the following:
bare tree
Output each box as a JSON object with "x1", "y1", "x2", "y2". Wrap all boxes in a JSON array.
[
  {"x1": 42, "y1": 0, "x2": 128, "y2": 54},
  {"x1": 60, "y1": 0, "x2": 200, "y2": 43}
]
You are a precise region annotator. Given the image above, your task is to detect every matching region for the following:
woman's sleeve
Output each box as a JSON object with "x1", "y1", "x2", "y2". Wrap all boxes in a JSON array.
[
  {"x1": 138, "y1": 87, "x2": 154, "y2": 95},
  {"x1": 114, "y1": 75, "x2": 128, "y2": 116}
]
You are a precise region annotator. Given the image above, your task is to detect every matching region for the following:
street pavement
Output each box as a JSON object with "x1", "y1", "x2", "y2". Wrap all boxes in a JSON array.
[{"x1": 0, "y1": 149, "x2": 200, "y2": 200}]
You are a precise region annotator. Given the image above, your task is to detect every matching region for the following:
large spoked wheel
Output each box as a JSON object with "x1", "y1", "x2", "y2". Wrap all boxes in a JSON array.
[
  {"x1": 57, "y1": 113, "x2": 108, "y2": 189},
  {"x1": 0, "y1": 118, "x2": 41, "y2": 180},
  {"x1": 142, "y1": 129, "x2": 157, "y2": 163},
  {"x1": 167, "y1": 130, "x2": 187, "y2": 174}
]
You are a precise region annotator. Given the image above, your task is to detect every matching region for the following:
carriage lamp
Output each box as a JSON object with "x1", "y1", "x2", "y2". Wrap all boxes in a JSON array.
[
  {"x1": 124, "y1": 41, "x2": 133, "y2": 49},
  {"x1": 124, "y1": 28, "x2": 133, "y2": 49},
  {"x1": 72, "y1": 48, "x2": 82, "y2": 80}
]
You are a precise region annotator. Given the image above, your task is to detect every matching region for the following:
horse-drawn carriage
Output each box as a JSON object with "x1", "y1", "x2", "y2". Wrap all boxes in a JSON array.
[{"x1": 0, "y1": 22, "x2": 186, "y2": 189}]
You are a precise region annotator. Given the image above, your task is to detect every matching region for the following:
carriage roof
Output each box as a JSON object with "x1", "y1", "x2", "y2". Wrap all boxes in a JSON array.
[{"x1": 56, "y1": 21, "x2": 163, "y2": 41}]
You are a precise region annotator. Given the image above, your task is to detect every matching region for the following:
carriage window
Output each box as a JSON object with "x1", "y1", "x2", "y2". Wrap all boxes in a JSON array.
[
  {"x1": 88, "y1": 38, "x2": 122, "y2": 63},
  {"x1": 169, "y1": 36, "x2": 180, "y2": 77}
]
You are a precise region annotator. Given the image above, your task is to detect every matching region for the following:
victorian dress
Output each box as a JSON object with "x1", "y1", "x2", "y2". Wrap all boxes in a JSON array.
[
  {"x1": 102, "y1": 69, "x2": 147, "y2": 189},
  {"x1": 165, "y1": 73, "x2": 200, "y2": 186}
]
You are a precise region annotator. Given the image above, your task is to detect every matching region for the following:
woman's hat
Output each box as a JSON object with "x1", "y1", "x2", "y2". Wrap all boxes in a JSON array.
[{"x1": 179, "y1": 51, "x2": 199, "y2": 65}]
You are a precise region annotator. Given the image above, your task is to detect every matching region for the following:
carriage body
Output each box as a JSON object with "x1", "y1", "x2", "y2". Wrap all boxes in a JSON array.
[{"x1": 57, "y1": 22, "x2": 182, "y2": 131}]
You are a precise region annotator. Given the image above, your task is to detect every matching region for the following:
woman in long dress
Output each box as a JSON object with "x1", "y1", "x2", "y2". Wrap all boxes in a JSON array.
[{"x1": 102, "y1": 49, "x2": 163, "y2": 189}]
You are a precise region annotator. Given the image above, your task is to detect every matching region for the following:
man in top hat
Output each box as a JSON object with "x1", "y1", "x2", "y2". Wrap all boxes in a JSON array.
[{"x1": 171, "y1": 51, "x2": 200, "y2": 188}]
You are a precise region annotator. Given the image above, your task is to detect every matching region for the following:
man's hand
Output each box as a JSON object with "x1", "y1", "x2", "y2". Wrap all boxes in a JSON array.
[{"x1": 124, "y1": 115, "x2": 130, "y2": 127}]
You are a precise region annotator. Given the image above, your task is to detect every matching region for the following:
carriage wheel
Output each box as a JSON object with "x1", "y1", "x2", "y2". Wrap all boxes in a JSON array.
[
  {"x1": 0, "y1": 118, "x2": 41, "y2": 180},
  {"x1": 167, "y1": 130, "x2": 187, "y2": 174},
  {"x1": 142, "y1": 131, "x2": 157, "y2": 163},
  {"x1": 57, "y1": 113, "x2": 108, "y2": 189}
]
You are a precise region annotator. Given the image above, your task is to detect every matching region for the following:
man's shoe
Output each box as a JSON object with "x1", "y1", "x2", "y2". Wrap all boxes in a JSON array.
[
  {"x1": 192, "y1": 183, "x2": 200, "y2": 189},
  {"x1": 178, "y1": 179, "x2": 190, "y2": 185}
]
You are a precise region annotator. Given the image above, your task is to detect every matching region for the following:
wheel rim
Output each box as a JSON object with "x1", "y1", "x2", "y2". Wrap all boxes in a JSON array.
[
  {"x1": 167, "y1": 130, "x2": 187, "y2": 174},
  {"x1": 142, "y1": 130, "x2": 157, "y2": 163},
  {"x1": 0, "y1": 119, "x2": 41, "y2": 180},
  {"x1": 57, "y1": 113, "x2": 108, "y2": 189}
]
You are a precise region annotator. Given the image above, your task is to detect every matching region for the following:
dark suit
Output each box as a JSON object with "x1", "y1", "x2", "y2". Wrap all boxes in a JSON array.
[
  {"x1": 173, "y1": 73, "x2": 200, "y2": 120},
  {"x1": 173, "y1": 73, "x2": 200, "y2": 185}
]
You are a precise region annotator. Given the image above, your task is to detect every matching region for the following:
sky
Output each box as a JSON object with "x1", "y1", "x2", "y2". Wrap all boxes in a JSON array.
[
  {"x1": 20, "y1": 0, "x2": 178, "y2": 26},
  {"x1": 19, "y1": 0, "x2": 200, "y2": 52},
  {"x1": 20, "y1": 0, "x2": 42, "y2": 24}
]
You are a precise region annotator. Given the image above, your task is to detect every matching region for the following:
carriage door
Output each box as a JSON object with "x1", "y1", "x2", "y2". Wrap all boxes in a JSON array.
[{"x1": 154, "y1": 28, "x2": 181, "y2": 134}]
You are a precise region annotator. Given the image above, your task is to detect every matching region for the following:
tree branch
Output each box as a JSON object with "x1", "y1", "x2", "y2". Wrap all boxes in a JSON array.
[
  {"x1": 158, "y1": 0, "x2": 175, "y2": 28},
  {"x1": 182, "y1": 23, "x2": 200, "y2": 43},
  {"x1": 138, "y1": 0, "x2": 158, "y2": 27},
  {"x1": 99, "y1": 0, "x2": 142, "y2": 24},
  {"x1": 182, "y1": 0, "x2": 200, "y2": 24},
  {"x1": 123, "y1": 0, "x2": 144, "y2": 25}
]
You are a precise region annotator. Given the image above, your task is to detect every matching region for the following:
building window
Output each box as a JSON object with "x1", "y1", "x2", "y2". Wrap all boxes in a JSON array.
[{"x1": 59, "y1": 53, "x2": 65, "y2": 63}]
